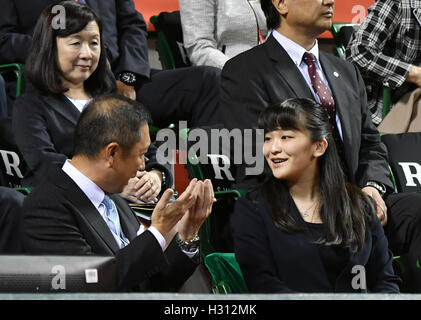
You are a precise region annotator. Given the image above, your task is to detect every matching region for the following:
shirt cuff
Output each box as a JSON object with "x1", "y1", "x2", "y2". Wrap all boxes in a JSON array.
[
  {"x1": 182, "y1": 249, "x2": 199, "y2": 260},
  {"x1": 147, "y1": 226, "x2": 166, "y2": 250}
]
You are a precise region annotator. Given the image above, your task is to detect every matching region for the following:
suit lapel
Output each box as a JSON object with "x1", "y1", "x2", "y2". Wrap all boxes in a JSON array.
[
  {"x1": 265, "y1": 35, "x2": 315, "y2": 99},
  {"x1": 42, "y1": 94, "x2": 80, "y2": 127},
  {"x1": 52, "y1": 167, "x2": 121, "y2": 253}
]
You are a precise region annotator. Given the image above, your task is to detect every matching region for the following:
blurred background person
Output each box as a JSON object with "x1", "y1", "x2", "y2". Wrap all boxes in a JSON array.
[
  {"x1": 179, "y1": 0, "x2": 268, "y2": 69},
  {"x1": 346, "y1": 0, "x2": 421, "y2": 125}
]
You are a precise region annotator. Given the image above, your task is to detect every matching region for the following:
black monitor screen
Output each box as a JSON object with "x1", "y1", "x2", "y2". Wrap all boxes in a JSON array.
[{"x1": 0, "y1": 255, "x2": 117, "y2": 293}]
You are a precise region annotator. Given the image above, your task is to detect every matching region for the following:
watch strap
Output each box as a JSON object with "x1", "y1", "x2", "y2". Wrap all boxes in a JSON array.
[
  {"x1": 175, "y1": 234, "x2": 200, "y2": 253},
  {"x1": 366, "y1": 181, "x2": 386, "y2": 197},
  {"x1": 117, "y1": 71, "x2": 137, "y2": 85}
]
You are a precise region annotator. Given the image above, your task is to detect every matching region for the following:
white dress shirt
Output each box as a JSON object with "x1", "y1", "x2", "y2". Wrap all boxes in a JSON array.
[
  {"x1": 65, "y1": 96, "x2": 92, "y2": 113},
  {"x1": 61, "y1": 160, "x2": 166, "y2": 249}
]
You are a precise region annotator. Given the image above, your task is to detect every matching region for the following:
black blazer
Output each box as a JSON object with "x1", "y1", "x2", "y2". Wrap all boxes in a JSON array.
[
  {"x1": 0, "y1": 0, "x2": 150, "y2": 78},
  {"x1": 232, "y1": 191, "x2": 401, "y2": 293},
  {"x1": 22, "y1": 165, "x2": 196, "y2": 292},
  {"x1": 220, "y1": 34, "x2": 392, "y2": 191},
  {"x1": 12, "y1": 84, "x2": 172, "y2": 188}
]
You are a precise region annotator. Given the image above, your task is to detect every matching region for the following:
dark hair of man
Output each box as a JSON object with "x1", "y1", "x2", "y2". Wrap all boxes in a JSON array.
[
  {"x1": 73, "y1": 94, "x2": 151, "y2": 158},
  {"x1": 25, "y1": 1, "x2": 115, "y2": 96},
  {"x1": 261, "y1": 0, "x2": 281, "y2": 30},
  {"x1": 258, "y1": 98, "x2": 375, "y2": 253}
]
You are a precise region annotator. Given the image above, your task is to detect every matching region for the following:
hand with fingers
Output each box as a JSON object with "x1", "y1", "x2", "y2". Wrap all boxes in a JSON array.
[
  {"x1": 362, "y1": 186, "x2": 388, "y2": 227},
  {"x1": 116, "y1": 80, "x2": 136, "y2": 100},
  {"x1": 176, "y1": 179, "x2": 216, "y2": 242},
  {"x1": 150, "y1": 179, "x2": 201, "y2": 239},
  {"x1": 135, "y1": 170, "x2": 162, "y2": 203},
  {"x1": 120, "y1": 170, "x2": 163, "y2": 204}
]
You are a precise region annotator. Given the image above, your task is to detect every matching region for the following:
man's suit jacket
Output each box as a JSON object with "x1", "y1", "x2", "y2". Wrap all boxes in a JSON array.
[
  {"x1": 12, "y1": 84, "x2": 172, "y2": 188},
  {"x1": 0, "y1": 0, "x2": 150, "y2": 78},
  {"x1": 232, "y1": 191, "x2": 400, "y2": 293},
  {"x1": 220, "y1": 34, "x2": 392, "y2": 191},
  {"x1": 22, "y1": 165, "x2": 196, "y2": 292}
]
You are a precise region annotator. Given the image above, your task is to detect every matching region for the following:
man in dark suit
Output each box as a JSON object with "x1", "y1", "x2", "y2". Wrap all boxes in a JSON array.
[
  {"x1": 220, "y1": 0, "x2": 421, "y2": 292},
  {"x1": 22, "y1": 94, "x2": 215, "y2": 292},
  {"x1": 0, "y1": 0, "x2": 223, "y2": 127}
]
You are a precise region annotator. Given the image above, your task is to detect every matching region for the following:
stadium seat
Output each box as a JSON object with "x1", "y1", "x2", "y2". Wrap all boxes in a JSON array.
[
  {"x1": 379, "y1": 132, "x2": 421, "y2": 291},
  {"x1": 204, "y1": 252, "x2": 248, "y2": 294},
  {"x1": 134, "y1": 0, "x2": 179, "y2": 32},
  {"x1": 380, "y1": 132, "x2": 421, "y2": 193},
  {"x1": 179, "y1": 127, "x2": 245, "y2": 256},
  {"x1": 0, "y1": 118, "x2": 27, "y2": 188},
  {"x1": 0, "y1": 63, "x2": 24, "y2": 98},
  {"x1": 150, "y1": 11, "x2": 191, "y2": 69}
]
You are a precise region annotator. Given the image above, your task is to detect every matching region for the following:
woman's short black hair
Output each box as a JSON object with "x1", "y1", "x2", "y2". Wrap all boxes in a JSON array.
[
  {"x1": 25, "y1": 0, "x2": 115, "y2": 96},
  {"x1": 261, "y1": 0, "x2": 281, "y2": 30}
]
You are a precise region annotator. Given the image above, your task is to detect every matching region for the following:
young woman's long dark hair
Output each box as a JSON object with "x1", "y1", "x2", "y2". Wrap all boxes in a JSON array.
[
  {"x1": 25, "y1": 1, "x2": 115, "y2": 96},
  {"x1": 258, "y1": 98, "x2": 375, "y2": 253}
]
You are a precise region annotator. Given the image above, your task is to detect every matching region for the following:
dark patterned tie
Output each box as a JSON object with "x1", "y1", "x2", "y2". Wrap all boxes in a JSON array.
[{"x1": 302, "y1": 52, "x2": 347, "y2": 172}]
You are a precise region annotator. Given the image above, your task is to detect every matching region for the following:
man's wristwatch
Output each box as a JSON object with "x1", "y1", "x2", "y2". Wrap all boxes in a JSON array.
[
  {"x1": 176, "y1": 234, "x2": 200, "y2": 253},
  {"x1": 366, "y1": 181, "x2": 386, "y2": 197},
  {"x1": 118, "y1": 72, "x2": 137, "y2": 86}
]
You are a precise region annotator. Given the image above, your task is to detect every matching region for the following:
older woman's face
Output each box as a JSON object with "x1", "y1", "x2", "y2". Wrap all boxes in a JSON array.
[{"x1": 56, "y1": 21, "x2": 100, "y2": 87}]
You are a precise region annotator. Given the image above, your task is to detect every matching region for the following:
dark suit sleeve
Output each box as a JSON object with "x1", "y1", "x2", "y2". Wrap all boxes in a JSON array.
[
  {"x1": 22, "y1": 189, "x2": 95, "y2": 255},
  {"x1": 365, "y1": 214, "x2": 401, "y2": 293},
  {"x1": 353, "y1": 64, "x2": 393, "y2": 190},
  {"x1": 112, "y1": 0, "x2": 150, "y2": 79},
  {"x1": 12, "y1": 93, "x2": 68, "y2": 185},
  {"x1": 0, "y1": 0, "x2": 31, "y2": 63},
  {"x1": 137, "y1": 237, "x2": 197, "y2": 292},
  {"x1": 220, "y1": 55, "x2": 271, "y2": 130},
  {"x1": 233, "y1": 196, "x2": 295, "y2": 293}
]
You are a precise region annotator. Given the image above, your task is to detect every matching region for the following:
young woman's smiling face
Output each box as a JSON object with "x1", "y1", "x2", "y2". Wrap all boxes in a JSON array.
[{"x1": 263, "y1": 128, "x2": 320, "y2": 182}]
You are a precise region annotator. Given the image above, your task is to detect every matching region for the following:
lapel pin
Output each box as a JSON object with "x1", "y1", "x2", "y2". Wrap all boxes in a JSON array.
[{"x1": 333, "y1": 71, "x2": 339, "y2": 78}]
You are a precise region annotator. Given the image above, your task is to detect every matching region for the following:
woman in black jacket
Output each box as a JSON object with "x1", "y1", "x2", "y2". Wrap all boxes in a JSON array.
[
  {"x1": 12, "y1": 1, "x2": 171, "y2": 203},
  {"x1": 233, "y1": 98, "x2": 401, "y2": 293}
]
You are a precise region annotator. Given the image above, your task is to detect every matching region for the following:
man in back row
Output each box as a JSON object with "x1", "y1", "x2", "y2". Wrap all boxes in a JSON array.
[
  {"x1": 22, "y1": 94, "x2": 215, "y2": 292},
  {"x1": 346, "y1": 0, "x2": 421, "y2": 125},
  {"x1": 220, "y1": 0, "x2": 421, "y2": 292}
]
